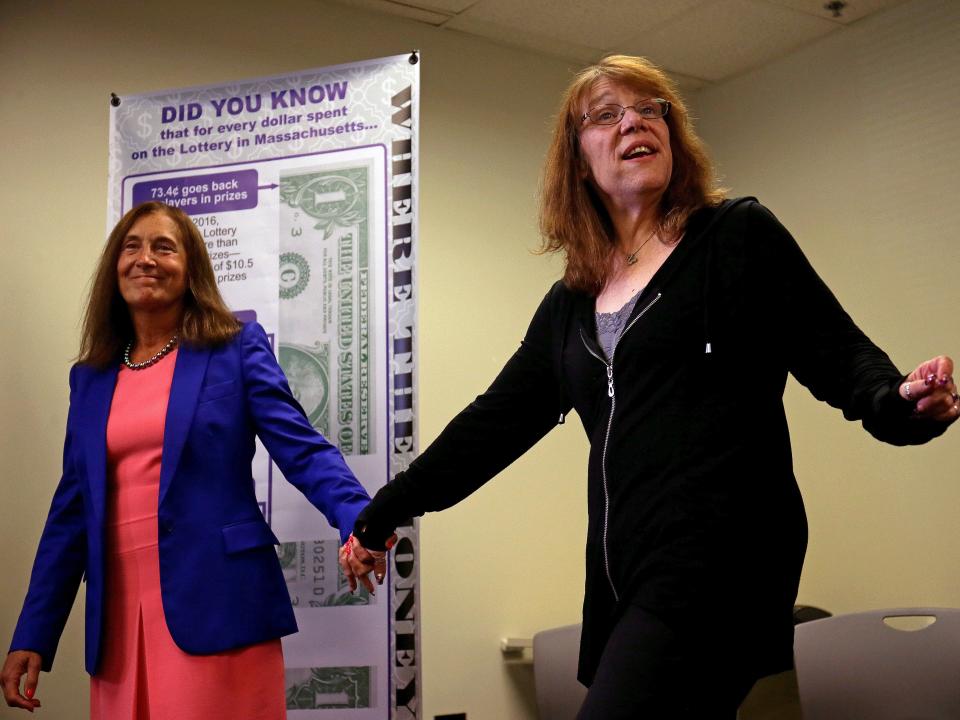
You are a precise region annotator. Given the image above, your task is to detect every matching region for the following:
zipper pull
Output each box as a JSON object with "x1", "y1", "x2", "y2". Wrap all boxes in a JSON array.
[
  {"x1": 558, "y1": 412, "x2": 566, "y2": 425},
  {"x1": 606, "y1": 365, "x2": 614, "y2": 398}
]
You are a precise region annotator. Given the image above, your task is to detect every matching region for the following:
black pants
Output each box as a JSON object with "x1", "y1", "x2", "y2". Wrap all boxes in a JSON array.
[{"x1": 577, "y1": 605, "x2": 757, "y2": 719}]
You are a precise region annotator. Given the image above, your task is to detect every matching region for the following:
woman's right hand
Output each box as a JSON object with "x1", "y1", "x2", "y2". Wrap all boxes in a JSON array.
[
  {"x1": 1, "y1": 650, "x2": 42, "y2": 712},
  {"x1": 899, "y1": 356, "x2": 959, "y2": 422}
]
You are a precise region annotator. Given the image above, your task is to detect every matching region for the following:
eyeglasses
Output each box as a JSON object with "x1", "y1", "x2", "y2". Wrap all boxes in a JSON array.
[{"x1": 581, "y1": 98, "x2": 671, "y2": 126}]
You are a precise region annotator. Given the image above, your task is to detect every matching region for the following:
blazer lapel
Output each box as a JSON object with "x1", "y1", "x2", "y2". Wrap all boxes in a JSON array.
[
  {"x1": 84, "y1": 365, "x2": 120, "y2": 525},
  {"x1": 159, "y1": 343, "x2": 211, "y2": 508}
]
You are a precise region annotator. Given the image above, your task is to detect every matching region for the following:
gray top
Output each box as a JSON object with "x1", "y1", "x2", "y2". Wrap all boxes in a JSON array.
[{"x1": 595, "y1": 288, "x2": 644, "y2": 362}]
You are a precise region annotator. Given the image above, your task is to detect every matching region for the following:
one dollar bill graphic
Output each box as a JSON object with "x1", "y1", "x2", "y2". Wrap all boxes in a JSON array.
[
  {"x1": 286, "y1": 666, "x2": 373, "y2": 709},
  {"x1": 277, "y1": 540, "x2": 374, "y2": 607},
  {"x1": 279, "y1": 165, "x2": 374, "y2": 455}
]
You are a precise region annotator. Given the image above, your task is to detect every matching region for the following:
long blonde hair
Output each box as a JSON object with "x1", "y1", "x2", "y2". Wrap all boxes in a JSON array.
[
  {"x1": 78, "y1": 202, "x2": 239, "y2": 367},
  {"x1": 539, "y1": 55, "x2": 725, "y2": 295}
]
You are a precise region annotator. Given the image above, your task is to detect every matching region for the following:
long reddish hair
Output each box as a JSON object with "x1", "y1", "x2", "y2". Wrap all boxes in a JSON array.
[{"x1": 539, "y1": 55, "x2": 725, "y2": 295}]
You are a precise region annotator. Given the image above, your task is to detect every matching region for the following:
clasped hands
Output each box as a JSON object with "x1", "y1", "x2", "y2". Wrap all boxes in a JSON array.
[
  {"x1": 338, "y1": 533, "x2": 397, "y2": 594},
  {"x1": 900, "y1": 355, "x2": 959, "y2": 423}
]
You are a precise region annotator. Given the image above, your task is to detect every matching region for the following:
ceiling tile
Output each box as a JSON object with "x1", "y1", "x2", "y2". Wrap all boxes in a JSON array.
[
  {"x1": 447, "y1": 14, "x2": 709, "y2": 92},
  {"x1": 452, "y1": 0, "x2": 703, "y2": 50},
  {"x1": 666, "y1": 71, "x2": 709, "y2": 92},
  {"x1": 331, "y1": 0, "x2": 452, "y2": 26},
  {"x1": 324, "y1": 0, "x2": 907, "y2": 86},
  {"x1": 618, "y1": 0, "x2": 839, "y2": 81},
  {"x1": 763, "y1": 0, "x2": 910, "y2": 25},
  {"x1": 445, "y1": 13, "x2": 605, "y2": 63},
  {"x1": 412, "y1": 0, "x2": 476, "y2": 11}
]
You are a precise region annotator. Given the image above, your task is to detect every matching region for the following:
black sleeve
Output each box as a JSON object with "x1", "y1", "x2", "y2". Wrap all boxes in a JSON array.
[
  {"x1": 354, "y1": 283, "x2": 571, "y2": 548},
  {"x1": 749, "y1": 201, "x2": 947, "y2": 445}
]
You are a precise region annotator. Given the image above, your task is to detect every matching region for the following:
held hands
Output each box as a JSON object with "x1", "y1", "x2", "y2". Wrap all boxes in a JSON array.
[
  {"x1": 2, "y1": 650, "x2": 42, "y2": 713},
  {"x1": 900, "y1": 356, "x2": 959, "y2": 423},
  {"x1": 338, "y1": 533, "x2": 397, "y2": 595}
]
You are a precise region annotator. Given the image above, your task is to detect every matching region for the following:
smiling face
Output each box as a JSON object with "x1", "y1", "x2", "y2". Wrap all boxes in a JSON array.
[
  {"x1": 116, "y1": 212, "x2": 188, "y2": 314},
  {"x1": 578, "y1": 79, "x2": 673, "y2": 214}
]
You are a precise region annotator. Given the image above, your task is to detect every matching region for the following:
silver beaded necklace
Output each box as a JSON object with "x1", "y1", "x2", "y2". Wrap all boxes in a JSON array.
[{"x1": 123, "y1": 334, "x2": 179, "y2": 371}]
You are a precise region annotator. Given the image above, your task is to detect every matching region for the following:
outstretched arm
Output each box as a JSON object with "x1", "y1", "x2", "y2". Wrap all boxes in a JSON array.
[
  {"x1": 748, "y1": 202, "x2": 955, "y2": 444},
  {"x1": 354, "y1": 283, "x2": 572, "y2": 550},
  {"x1": 240, "y1": 322, "x2": 371, "y2": 543}
]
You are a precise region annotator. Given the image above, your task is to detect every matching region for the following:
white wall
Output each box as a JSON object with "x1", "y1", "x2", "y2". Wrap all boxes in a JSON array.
[{"x1": 693, "y1": 0, "x2": 960, "y2": 615}]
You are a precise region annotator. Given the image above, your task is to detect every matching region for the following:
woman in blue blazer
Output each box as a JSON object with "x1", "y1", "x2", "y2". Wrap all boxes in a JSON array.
[{"x1": 2, "y1": 201, "x2": 379, "y2": 717}]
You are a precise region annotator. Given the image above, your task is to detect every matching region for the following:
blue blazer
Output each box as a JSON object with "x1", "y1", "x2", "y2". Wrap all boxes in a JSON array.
[{"x1": 10, "y1": 322, "x2": 370, "y2": 674}]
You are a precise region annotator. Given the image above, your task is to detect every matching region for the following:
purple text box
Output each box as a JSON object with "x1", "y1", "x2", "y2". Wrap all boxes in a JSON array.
[
  {"x1": 132, "y1": 169, "x2": 259, "y2": 215},
  {"x1": 233, "y1": 309, "x2": 258, "y2": 324}
]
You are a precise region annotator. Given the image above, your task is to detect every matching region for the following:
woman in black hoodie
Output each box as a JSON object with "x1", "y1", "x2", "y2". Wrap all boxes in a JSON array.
[{"x1": 341, "y1": 55, "x2": 958, "y2": 718}]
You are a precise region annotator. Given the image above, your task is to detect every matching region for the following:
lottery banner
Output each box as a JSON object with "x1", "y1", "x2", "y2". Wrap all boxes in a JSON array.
[{"x1": 107, "y1": 54, "x2": 420, "y2": 719}]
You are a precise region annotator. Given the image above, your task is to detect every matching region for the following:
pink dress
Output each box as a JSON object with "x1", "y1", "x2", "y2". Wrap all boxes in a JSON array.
[{"x1": 90, "y1": 350, "x2": 287, "y2": 720}]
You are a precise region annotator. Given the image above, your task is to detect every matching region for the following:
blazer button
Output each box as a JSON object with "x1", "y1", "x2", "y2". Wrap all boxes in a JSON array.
[{"x1": 162, "y1": 521, "x2": 174, "y2": 535}]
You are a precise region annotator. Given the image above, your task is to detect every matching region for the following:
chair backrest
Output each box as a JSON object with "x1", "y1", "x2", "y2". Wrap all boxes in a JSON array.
[
  {"x1": 532, "y1": 624, "x2": 587, "y2": 720},
  {"x1": 794, "y1": 607, "x2": 960, "y2": 720}
]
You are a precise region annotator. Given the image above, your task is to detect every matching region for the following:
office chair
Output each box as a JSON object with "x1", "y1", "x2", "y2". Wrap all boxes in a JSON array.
[
  {"x1": 532, "y1": 624, "x2": 587, "y2": 720},
  {"x1": 794, "y1": 607, "x2": 960, "y2": 719}
]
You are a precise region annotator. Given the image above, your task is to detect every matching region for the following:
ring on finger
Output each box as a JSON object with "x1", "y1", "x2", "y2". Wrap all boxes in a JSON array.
[{"x1": 903, "y1": 382, "x2": 912, "y2": 400}]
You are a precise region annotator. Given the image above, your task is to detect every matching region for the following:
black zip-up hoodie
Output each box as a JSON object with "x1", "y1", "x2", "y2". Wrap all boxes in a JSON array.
[{"x1": 355, "y1": 199, "x2": 945, "y2": 684}]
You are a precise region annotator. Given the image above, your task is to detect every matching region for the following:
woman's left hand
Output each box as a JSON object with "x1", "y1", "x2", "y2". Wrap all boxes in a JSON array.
[
  {"x1": 338, "y1": 534, "x2": 394, "y2": 594},
  {"x1": 899, "y1": 355, "x2": 959, "y2": 423}
]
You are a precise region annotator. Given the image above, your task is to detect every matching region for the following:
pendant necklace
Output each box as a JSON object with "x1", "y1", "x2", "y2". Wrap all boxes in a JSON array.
[{"x1": 625, "y1": 229, "x2": 658, "y2": 266}]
